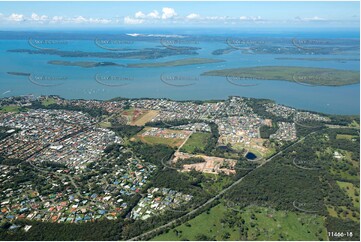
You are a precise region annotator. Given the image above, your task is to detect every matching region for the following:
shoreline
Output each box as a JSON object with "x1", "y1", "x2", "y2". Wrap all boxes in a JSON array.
[{"x1": 2, "y1": 93, "x2": 359, "y2": 117}]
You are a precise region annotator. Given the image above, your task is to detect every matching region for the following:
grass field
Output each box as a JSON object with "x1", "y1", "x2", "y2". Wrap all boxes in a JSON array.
[
  {"x1": 152, "y1": 204, "x2": 328, "y2": 241},
  {"x1": 327, "y1": 205, "x2": 359, "y2": 222},
  {"x1": 151, "y1": 204, "x2": 240, "y2": 241},
  {"x1": 99, "y1": 121, "x2": 112, "y2": 128},
  {"x1": 132, "y1": 127, "x2": 188, "y2": 148},
  {"x1": 336, "y1": 181, "x2": 360, "y2": 208},
  {"x1": 242, "y1": 206, "x2": 327, "y2": 241},
  {"x1": 330, "y1": 165, "x2": 359, "y2": 182},
  {"x1": 180, "y1": 132, "x2": 211, "y2": 153},
  {"x1": 336, "y1": 134, "x2": 358, "y2": 140},
  {"x1": 137, "y1": 135, "x2": 184, "y2": 148},
  {"x1": 320, "y1": 148, "x2": 359, "y2": 182},
  {"x1": 41, "y1": 98, "x2": 57, "y2": 106},
  {"x1": 0, "y1": 106, "x2": 22, "y2": 113}
]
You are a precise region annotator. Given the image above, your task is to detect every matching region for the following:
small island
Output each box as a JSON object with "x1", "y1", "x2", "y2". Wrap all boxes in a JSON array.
[
  {"x1": 7, "y1": 72, "x2": 31, "y2": 76},
  {"x1": 212, "y1": 47, "x2": 238, "y2": 55},
  {"x1": 202, "y1": 66, "x2": 360, "y2": 86}
]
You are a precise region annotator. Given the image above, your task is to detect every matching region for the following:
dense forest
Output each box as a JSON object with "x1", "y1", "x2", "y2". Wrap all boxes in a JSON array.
[
  {"x1": 260, "y1": 123, "x2": 278, "y2": 139},
  {"x1": 110, "y1": 124, "x2": 144, "y2": 138},
  {"x1": 224, "y1": 128, "x2": 360, "y2": 241}
]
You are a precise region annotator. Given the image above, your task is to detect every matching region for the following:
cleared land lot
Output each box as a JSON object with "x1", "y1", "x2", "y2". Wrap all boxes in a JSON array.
[
  {"x1": 132, "y1": 110, "x2": 159, "y2": 126},
  {"x1": 121, "y1": 109, "x2": 159, "y2": 126},
  {"x1": 173, "y1": 152, "x2": 236, "y2": 175},
  {"x1": 132, "y1": 127, "x2": 191, "y2": 148},
  {"x1": 180, "y1": 132, "x2": 211, "y2": 153}
]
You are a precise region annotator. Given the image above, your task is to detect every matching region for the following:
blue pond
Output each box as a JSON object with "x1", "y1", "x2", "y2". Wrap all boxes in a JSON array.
[{"x1": 246, "y1": 152, "x2": 257, "y2": 160}]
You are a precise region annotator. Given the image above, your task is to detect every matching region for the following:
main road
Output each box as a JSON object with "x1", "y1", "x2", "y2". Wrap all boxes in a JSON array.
[{"x1": 129, "y1": 132, "x2": 315, "y2": 241}]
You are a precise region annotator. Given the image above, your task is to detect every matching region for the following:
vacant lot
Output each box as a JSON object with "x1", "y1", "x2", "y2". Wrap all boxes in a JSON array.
[
  {"x1": 173, "y1": 152, "x2": 236, "y2": 175},
  {"x1": 132, "y1": 127, "x2": 190, "y2": 148},
  {"x1": 132, "y1": 110, "x2": 159, "y2": 126},
  {"x1": 121, "y1": 109, "x2": 159, "y2": 126},
  {"x1": 180, "y1": 132, "x2": 211, "y2": 153},
  {"x1": 336, "y1": 134, "x2": 358, "y2": 140}
]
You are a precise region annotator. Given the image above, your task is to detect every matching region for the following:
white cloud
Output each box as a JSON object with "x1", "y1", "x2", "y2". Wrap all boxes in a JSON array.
[
  {"x1": 295, "y1": 16, "x2": 326, "y2": 22},
  {"x1": 31, "y1": 13, "x2": 48, "y2": 21},
  {"x1": 0, "y1": 12, "x2": 113, "y2": 24},
  {"x1": 239, "y1": 16, "x2": 262, "y2": 21},
  {"x1": 186, "y1": 13, "x2": 200, "y2": 20},
  {"x1": 50, "y1": 16, "x2": 64, "y2": 23},
  {"x1": 161, "y1": 7, "x2": 177, "y2": 19},
  {"x1": 147, "y1": 10, "x2": 160, "y2": 19},
  {"x1": 133, "y1": 10, "x2": 159, "y2": 20},
  {"x1": 7, "y1": 13, "x2": 24, "y2": 22},
  {"x1": 72, "y1": 16, "x2": 87, "y2": 23},
  {"x1": 125, "y1": 9, "x2": 163, "y2": 23},
  {"x1": 305, "y1": 16, "x2": 326, "y2": 21},
  {"x1": 135, "y1": 11, "x2": 146, "y2": 19},
  {"x1": 205, "y1": 16, "x2": 227, "y2": 20},
  {"x1": 124, "y1": 16, "x2": 144, "y2": 24},
  {"x1": 124, "y1": 8, "x2": 266, "y2": 25},
  {"x1": 88, "y1": 18, "x2": 112, "y2": 24},
  {"x1": 53, "y1": 15, "x2": 112, "y2": 24}
]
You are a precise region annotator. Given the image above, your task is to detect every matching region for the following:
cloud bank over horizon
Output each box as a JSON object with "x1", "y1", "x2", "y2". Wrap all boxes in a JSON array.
[{"x1": 0, "y1": 2, "x2": 359, "y2": 29}]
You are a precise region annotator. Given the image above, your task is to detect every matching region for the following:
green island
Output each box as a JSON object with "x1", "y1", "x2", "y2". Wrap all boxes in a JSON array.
[
  {"x1": 202, "y1": 66, "x2": 360, "y2": 86},
  {"x1": 7, "y1": 47, "x2": 200, "y2": 60},
  {"x1": 212, "y1": 47, "x2": 238, "y2": 55},
  {"x1": 48, "y1": 60, "x2": 125, "y2": 68},
  {"x1": 127, "y1": 58, "x2": 224, "y2": 68},
  {"x1": 47, "y1": 58, "x2": 223, "y2": 68}
]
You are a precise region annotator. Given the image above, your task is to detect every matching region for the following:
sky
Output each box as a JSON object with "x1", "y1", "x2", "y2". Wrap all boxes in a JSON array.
[{"x1": 0, "y1": 1, "x2": 359, "y2": 30}]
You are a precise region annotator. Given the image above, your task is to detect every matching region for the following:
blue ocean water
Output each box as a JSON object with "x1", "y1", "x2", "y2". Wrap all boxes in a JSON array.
[{"x1": 0, "y1": 29, "x2": 359, "y2": 115}]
